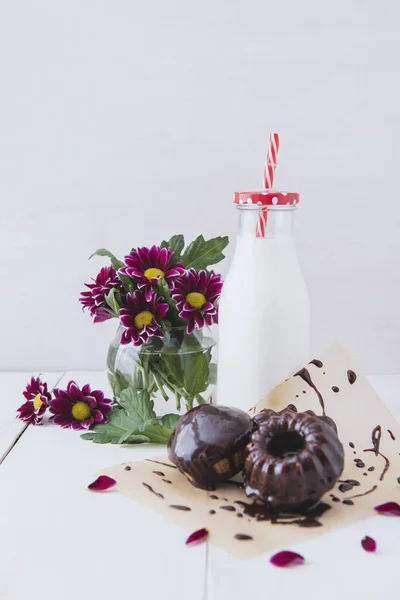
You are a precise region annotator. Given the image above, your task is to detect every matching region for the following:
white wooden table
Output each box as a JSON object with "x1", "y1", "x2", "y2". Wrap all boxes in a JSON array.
[{"x1": 1, "y1": 372, "x2": 400, "y2": 600}]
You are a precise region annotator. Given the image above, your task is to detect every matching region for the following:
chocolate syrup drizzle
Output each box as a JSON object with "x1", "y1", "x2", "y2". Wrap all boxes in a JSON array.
[
  {"x1": 309, "y1": 359, "x2": 323, "y2": 368},
  {"x1": 294, "y1": 368, "x2": 326, "y2": 416},
  {"x1": 142, "y1": 482, "x2": 164, "y2": 499},
  {"x1": 346, "y1": 485, "x2": 378, "y2": 500},
  {"x1": 347, "y1": 370, "x2": 357, "y2": 384},
  {"x1": 363, "y1": 425, "x2": 390, "y2": 481},
  {"x1": 233, "y1": 500, "x2": 331, "y2": 528},
  {"x1": 388, "y1": 429, "x2": 396, "y2": 441}
]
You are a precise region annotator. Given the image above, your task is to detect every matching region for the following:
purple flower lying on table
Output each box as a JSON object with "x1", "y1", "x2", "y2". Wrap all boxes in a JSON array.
[
  {"x1": 119, "y1": 290, "x2": 168, "y2": 346},
  {"x1": 79, "y1": 266, "x2": 124, "y2": 323},
  {"x1": 172, "y1": 269, "x2": 222, "y2": 334},
  {"x1": 16, "y1": 376, "x2": 52, "y2": 425},
  {"x1": 120, "y1": 245, "x2": 184, "y2": 301},
  {"x1": 50, "y1": 381, "x2": 112, "y2": 431}
]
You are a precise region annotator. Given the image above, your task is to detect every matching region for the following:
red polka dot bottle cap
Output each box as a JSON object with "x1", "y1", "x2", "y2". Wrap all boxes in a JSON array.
[{"x1": 233, "y1": 190, "x2": 299, "y2": 206}]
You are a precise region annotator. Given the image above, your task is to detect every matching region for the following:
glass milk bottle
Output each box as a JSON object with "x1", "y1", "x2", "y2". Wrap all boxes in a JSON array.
[{"x1": 217, "y1": 191, "x2": 310, "y2": 410}]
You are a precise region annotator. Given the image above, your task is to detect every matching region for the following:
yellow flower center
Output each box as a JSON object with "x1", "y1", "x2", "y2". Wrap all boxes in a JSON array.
[
  {"x1": 71, "y1": 401, "x2": 91, "y2": 421},
  {"x1": 144, "y1": 267, "x2": 164, "y2": 280},
  {"x1": 186, "y1": 292, "x2": 206, "y2": 310},
  {"x1": 33, "y1": 393, "x2": 44, "y2": 411},
  {"x1": 134, "y1": 310, "x2": 154, "y2": 329}
]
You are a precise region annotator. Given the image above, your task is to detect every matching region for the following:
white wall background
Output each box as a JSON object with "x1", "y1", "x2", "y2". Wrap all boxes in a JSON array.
[{"x1": 0, "y1": 0, "x2": 399, "y2": 373}]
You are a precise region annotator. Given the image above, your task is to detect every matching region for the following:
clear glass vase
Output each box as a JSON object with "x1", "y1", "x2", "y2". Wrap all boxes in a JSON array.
[{"x1": 107, "y1": 326, "x2": 217, "y2": 417}]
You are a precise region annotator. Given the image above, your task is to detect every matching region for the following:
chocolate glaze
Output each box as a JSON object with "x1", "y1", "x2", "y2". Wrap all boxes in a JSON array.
[
  {"x1": 309, "y1": 359, "x2": 323, "y2": 368},
  {"x1": 244, "y1": 407, "x2": 344, "y2": 508},
  {"x1": 224, "y1": 480, "x2": 245, "y2": 489},
  {"x1": 167, "y1": 404, "x2": 254, "y2": 489},
  {"x1": 349, "y1": 442, "x2": 355, "y2": 448},
  {"x1": 295, "y1": 368, "x2": 326, "y2": 415},
  {"x1": 152, "y1": 471, "x2": 165, "y2": 476},
  {"x1": 332, "y1": 386, "x2": 340, "y2": 393},
  {"x1": 388, "y1": 429, "x2": 396, "y2": 441},
  {"x1": 234, "y1": 499, "x2": 331, "y2": 528},
  {"x1": 220, "y1": 505, "x2": 236, "y2": 511},
  {"x1": 169, "y1": 505, "x2": 191, "y2": 511},
  {"x1": 363, "y1": 425, "x2": 390, "y2": 481},
  {"x1": 234, "y1": 534, "x2": 253, "y2": 540},
  {"x1": 142, "y1": 482, "x2": 164, "y2": 499},
  {"x1": 347, "y1": 370, "x2": 357, "y2": 384}
]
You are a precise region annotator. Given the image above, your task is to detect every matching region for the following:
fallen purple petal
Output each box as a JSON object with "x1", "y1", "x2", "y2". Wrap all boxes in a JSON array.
[
  {"x1": 270, "y1": 550, "x2": 305, "y2": 568},
  {"x1": 374, "y1": 502, "x2": 400, "y2": 516},
  {"x1": 88, "y1": 475, "x2": 116, "y2": 491},
  {"x1": 361, "y1": 536, "x2": 377, "y2": 552},
  {"x1": 185, "y1": 528, "x2": 209, "y2": 546}
]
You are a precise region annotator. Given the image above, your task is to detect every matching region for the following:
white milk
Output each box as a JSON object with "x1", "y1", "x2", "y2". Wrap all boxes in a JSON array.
[{"x1": 217, "y1": 206, "x2": 310, "y2": 410}]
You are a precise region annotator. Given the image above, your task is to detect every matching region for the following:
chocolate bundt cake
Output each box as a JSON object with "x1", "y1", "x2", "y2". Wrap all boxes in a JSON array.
[
  {"x1": 244, "y1": 406, "x2": 344, "y2": 508},
  {"x1": 168, "y1": 404, "x2": 254, "y2": 490}
]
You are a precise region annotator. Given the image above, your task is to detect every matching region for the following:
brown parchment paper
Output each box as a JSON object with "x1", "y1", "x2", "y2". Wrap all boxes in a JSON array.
[{"x1": 102, "y1": 344, "x2": 400, "y2": 558}]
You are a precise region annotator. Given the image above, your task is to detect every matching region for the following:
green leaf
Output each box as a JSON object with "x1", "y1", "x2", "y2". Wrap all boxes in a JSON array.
[
  {"x1": 397, "y1": 476, "x2": 400, "y2": 484},
  {"x1": 89, "y1": 248, "x2": 125, "y2": 271},
  {"x1": 104, "y1": 288, "x2": 120, "y2": 317},
  {"x1": 80, "y1": 409, "x2": 138, "y2": 444},
  {"x1": 80, "y1": 386, "x2": 177, "y2": 445},
  {"x1": 161, "y1": 234, "x2": 185, "y2": 262},
  {"x1": 118, "y1": 272, "x2": 136, "y2": 293},
  {"x1": 181, "y1": 235, "x2": 229, "y2": 271},
  {"x1": 182, "y1": 350, "x2": 209, "y2": 396},
  {"x1": 161, "y1": 413, "x2": 181, "y2": 429},
  {"x1": 118, "y1": 388, "x2": 156, "y2": 429},
  {"x1": 143, "y1": 424, "x2": 174, "y2": 444}
]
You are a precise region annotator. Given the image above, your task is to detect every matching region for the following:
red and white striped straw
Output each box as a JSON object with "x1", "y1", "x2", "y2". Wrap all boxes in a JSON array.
[
  {"x1": 263, "y1": 133, "x2": 280, "y2": 189},
  {"x1": 257, "y1": 133, "x2": 280, "y2": 237}
]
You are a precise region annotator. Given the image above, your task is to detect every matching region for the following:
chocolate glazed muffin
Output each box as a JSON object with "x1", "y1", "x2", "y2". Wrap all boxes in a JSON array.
[
  {"x1": 168, "y1": 404, "x2": 254, "y2": 490},
  {"x1": 244, "y1": 407, "x2": 344, "y2": 508}
]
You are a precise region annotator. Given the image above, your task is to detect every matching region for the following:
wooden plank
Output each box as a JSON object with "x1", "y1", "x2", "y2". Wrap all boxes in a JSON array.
[
  {"x1": 206, "y1": 375, "x2": 400, "y2": 600},
  {"x1": 0, "y1": 371, "x2": 207, "y2": 600},
  {"x1": 0, "y1": 372, "x2": 63, "y2": 462}
]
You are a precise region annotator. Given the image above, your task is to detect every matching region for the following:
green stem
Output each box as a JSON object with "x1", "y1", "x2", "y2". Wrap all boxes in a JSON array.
[
  {"x1": 195, "y1": 394, "x2": 206, "y2": 405},
  {"x1": 153, "y1": 372, "x2": 170, "y2": 402},
  {"x1": 185, "y1": 396, "x2": 194, "y2": 411},
  {"x1": 176, "y1": 393, "x2": 181, "y2": 412}
]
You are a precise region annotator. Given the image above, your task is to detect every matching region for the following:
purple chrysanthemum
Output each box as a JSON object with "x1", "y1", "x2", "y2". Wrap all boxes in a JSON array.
[
  {"x1": 119, "y1": 245, "x2": 184, "y2": 301},
  {"x1": 49, "y1": 381, "x2": 112, "y2": 431},
  {"x1": 119, "y1": 290, "x2": 168, "y2": 346},
  {"x1": 172, "y1": 269, "x2": 223, "y2": 334},
  {"x1": 79, "y1": 266, "x2": 124, "y2": 323},
  {"x1": 16, "y1": 376, "x2": 52, "y2": 425}
]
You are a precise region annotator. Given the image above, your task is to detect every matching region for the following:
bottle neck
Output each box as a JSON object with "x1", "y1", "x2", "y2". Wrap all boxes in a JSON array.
[{"x1": 237, "y1": 206, "x2": 296, "y2": 238}]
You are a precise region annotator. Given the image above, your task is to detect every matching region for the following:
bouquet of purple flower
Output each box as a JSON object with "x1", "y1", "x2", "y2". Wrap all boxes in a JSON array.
[{"x1": 78, "y1": 234, "x2": 228, "y2": 444}]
